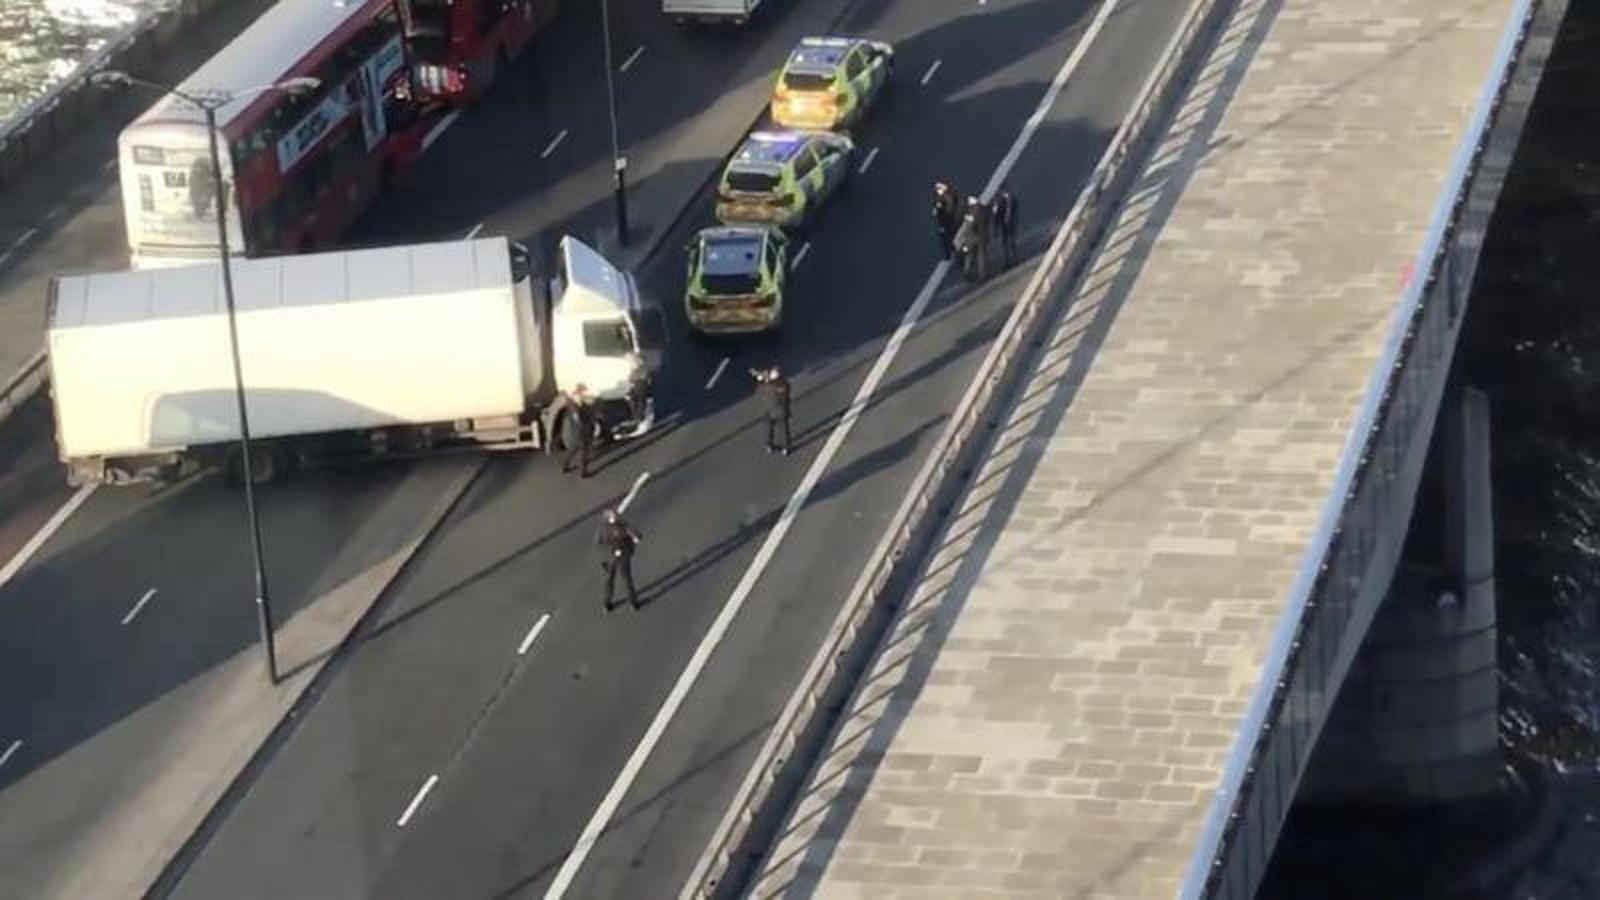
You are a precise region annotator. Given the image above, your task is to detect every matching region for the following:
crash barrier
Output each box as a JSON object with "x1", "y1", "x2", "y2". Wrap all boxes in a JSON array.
[
  {"x1": 1182, "y1": 0, "x2": 1548, "y2": 897},
  {"x1": 0, "y1": 0, "x2": 235, "y2": 191},
  {"x1": 680, "y1": 0, "x2": 1242, "y2": 894},
  {"x1": 0, "y1": 351, "x2": 46, "y2": 433}
]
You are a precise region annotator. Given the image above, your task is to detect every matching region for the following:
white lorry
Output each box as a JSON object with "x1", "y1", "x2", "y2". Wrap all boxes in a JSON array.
[
  {"x1": 663, "y1": 0, "x2": 762, "y2": 26},
  {"x1": 46, "y1": 235, "x2": 664, "y2": 486}
]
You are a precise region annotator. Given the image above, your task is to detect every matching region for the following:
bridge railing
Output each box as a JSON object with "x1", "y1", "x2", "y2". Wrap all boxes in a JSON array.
[
  {"x1": 0, "y1": 0, "x2": 233, "y2": 191},
  {"x1": 1182, "y1": 1, "x2": 1549, "y2": 897},
  {"x1": 680, "y1": 0, "x2": 1240, "y2": 895}
]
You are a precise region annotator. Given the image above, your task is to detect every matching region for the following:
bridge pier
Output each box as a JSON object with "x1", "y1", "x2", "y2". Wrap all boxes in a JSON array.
[{"x1": 1299, "y1": 386, "x2": 1500, "y2": 806}]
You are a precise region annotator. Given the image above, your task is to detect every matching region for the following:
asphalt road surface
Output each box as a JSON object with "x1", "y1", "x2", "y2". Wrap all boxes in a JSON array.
[{"x1": 0, "y1": 0, "x2": 1188, "y2": 897}]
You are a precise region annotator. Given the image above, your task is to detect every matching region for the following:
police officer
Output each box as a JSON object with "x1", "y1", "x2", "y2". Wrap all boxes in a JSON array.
[
  {"x1": 562, "y1": 385, "x2": 597, "y2": 478},
  {"x1": 596, "y1": 508, "x2": 642, "y2": 611},
  {"x1": 626, "y1": 363, "x2": 652, "y2": 427},
  {"x1": 752, "y1": 365, "x2": 793, "y2": 455},
  {"x1": 956, "y1": 195, "x2": 990, "y2": 283},
  {"x1": 992, "y1": 186, "x2": 1019, "y2": 267},
  {"x1": 932, "y1": 181, "x2": 960, "y2": 259}
]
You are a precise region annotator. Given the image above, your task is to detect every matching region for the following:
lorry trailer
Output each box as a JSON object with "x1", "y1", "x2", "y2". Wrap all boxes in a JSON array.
[{"x1": 47, "y1": 235, "x2": 662, "y2": 485}]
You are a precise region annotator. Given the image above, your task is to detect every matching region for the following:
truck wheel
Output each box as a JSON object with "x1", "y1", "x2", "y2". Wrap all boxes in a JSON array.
[{"x1": 224, "y1": 443, "x2": 280, "y2": 487}]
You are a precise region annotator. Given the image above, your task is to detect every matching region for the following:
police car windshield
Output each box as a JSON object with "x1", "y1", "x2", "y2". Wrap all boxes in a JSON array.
[
  {"x1": 783, "y1": 71, "x2": 834, "y2": 92},
  {"x1": 726, "y1": 169, "x2": 781, "y2": 193},
  {"x1": 702, "y1": 237, "x2": 763, "y2": 295}
]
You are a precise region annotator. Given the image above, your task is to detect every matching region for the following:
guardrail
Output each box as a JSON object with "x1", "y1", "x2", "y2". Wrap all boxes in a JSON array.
[
  {"x1": 0, "y1": 350, "x2": 47, "y2": 432},
  {"x1": 1180, "y1": 0, "x2": 1549, "y2": 897},
  {"x1": 680, "y1": 0, "x2": 1238, "y2": 894},
  {"x1": 0, "y1": 0, "x2": 233, "y2": 191}
]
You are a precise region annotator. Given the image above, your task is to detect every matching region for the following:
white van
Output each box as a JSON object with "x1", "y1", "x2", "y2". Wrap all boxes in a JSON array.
[{"x1": 663, "y1": 0, "x2": 762, "y2": 26}]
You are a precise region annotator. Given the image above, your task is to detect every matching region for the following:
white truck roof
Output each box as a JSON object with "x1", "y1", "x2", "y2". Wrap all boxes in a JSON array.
[
  {"x1": 557, "y1": 236, "x2": 636, "y2": 320},
  {"x1": 51, "y1": 238, "x2": 514, "y2": 328}
]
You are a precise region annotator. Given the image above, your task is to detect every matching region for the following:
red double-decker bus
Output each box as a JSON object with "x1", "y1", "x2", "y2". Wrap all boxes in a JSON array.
[
  {"x1": 400, "y1": 0, "x2": 561, "y2": 100},
  {"x1": 116, "y1": 0, "x2": 455, "y2": 268}
]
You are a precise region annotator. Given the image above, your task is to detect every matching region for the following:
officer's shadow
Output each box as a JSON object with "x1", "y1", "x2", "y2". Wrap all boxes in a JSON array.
[{"x1": 634, "y1": 507, "x2": 782, "y2": 606}]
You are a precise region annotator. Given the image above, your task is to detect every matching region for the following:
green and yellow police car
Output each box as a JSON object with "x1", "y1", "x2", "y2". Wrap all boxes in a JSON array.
[
  {"x1": 715, "y1": 130, "x2": 855, "y2": 230},
  {"x1": 771, "y1": 36, "x2": 894, "y2": 131},
  {"x1": 684, "y1": 225, "x2": 790, "y2": 335}
]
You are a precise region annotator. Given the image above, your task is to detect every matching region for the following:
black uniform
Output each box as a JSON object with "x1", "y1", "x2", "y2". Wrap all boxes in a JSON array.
[
  {"x1": 992, "y1": 189, "x2": 1018, "y2": 266},
  {"x1": 955, "y1": 197, "x2": 990, "y2": 283},
  {"x1": 932, "y1": 185, "x2": 959, "y2": 259},
  {"x1": 756, "y1": 368, "x2": 793, "y2": 455},
  {"x1": 596, "y1": 514, "x2": 642, "y2": 610},
  {"x1": 562, "y1": 395, "x2": 597, "y2": 477},
  {"x1": 626, "y1": 370, "x2": 652, "y2": 425}
]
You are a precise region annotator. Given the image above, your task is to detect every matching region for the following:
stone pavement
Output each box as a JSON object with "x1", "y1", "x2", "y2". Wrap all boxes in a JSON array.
[{"x1": 749, "y1": 0, "x2": 1512, "y2": 896}]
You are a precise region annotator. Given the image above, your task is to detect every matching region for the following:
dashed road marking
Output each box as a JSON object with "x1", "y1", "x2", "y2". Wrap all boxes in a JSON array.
[
  {"x1": 121, "y1": 588, "x2": 157, "y2": 626},
  {"x1": 620, "y1": 45, "x2": 646, "y2": 74},
  {"x1": 0, "y1": 740, "x2": 18, "y2": 769},
  {"x1": 540, "y1": 129, "x2": 570, "y2": 159},
  {"x1": 791, "y1": 241, "x2": 811, "y2": 268},
  {"x1": 397, "y1": 774, "x2": 440, "y2": 827},
  {"x1": 516, "y1": 613, "x2": 551, "y2": 656},
  {"x1": 858, "y1": 146, "x2": 880, "y2": 175},
  {"x1": 422, "y1": 110, "x2": 461, "y2": 151},
  {"x1": 465, "y1": 223, "x2": 484, "y2": 239},
  {"x1": 617, "y1": 471, "x2": 651, "y2": 514},
  {"x1": 705, "y1": 357, "x2": 730, "y2": 391},
  {"x1": 920, "y1": 59, "x2": 942, "y2": 86}
]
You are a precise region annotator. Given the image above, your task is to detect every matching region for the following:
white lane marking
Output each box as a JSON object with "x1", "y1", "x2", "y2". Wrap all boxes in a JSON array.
[
  {"x1": 102, "y1": 158, "x2": 117, "y2": 174},
  {"x1": 617, "y1": 471, "x2": 651, "y2": 514},
  {"x1": 0, "y1": 740, "x2": 19, "y2": 769},
  {"x1": 465, "y1": 223, "x2": 485, "y2": 239},
  {"x1": 9, "y1": 228, "x2": 39, "y2": 255},
  {"x1": 705, "y1": 357, "x2": 731, "y2": 391},
  {"x1": 791, "y1": 242, "x2": 812, "y2": 268},
  {"x1": 546, "y1": 3, "x2": 1121, "y2": 894},
  {"x1": 0, "y1": 485, "x2": 97, "y2": 590},
  {"x1": 422, "y1": 110, "x2": 461, "y2": 151},
  {"x1": 517, "y1": 612, "x2": 552, "y2": 656},
  {"x1": 920, "y1": 59, "x2": 942, "y2": 86},
  {"x1": 396, "y1": 774, "x2": 440, "y2": 827},
  {"x1": 858, "y1": 146, "x2": 880, "y2": 175},
  {"x1": 620, "y1": 45, "x2": 646, "y2": 74},
  {"x1": 540, "y1": 129, "x2": 570, "y2": 160},
  {"x1": 121, "y1": 588, "x2": 157, "y2": 626}
]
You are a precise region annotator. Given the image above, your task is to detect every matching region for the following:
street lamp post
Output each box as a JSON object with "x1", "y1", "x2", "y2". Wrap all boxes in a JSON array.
[
  {"x1": 600, "y1": 0, "x2": 629, "y2": 246},
  {"x1": 93, "y1": 70, "x2": 319, "y2": 685}
]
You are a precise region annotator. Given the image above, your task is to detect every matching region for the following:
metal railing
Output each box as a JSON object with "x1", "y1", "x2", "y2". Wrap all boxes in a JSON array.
[
  {"x1": 0, "y1": 0, "x2": 232, "y2": 191},
  {"x1": 680, "y1": 0, "x2": 1239, "y2": 894},
  {"x1": 0, "y1": 351, "x2": 47, "y2": 432},
  {"x1": 1180, "y1": 0, "x2": 1549, "y2": 897}
]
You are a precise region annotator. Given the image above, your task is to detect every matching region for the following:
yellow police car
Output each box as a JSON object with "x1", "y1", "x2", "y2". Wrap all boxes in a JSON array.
[
  {"x1": 715, "y1": 130, "x2": 855, "y2": 230},
  {"x1": 771, "y1": 36, "x2": 894, "y2": 131},
  {"x1": 684, "y1": 225, "x2": 790, "y2": 335}
]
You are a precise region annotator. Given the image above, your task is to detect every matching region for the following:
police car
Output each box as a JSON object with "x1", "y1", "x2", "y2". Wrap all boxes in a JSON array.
[
  {"x1": 771, "y1": 36, "x2": 894, "y2": 131},
  {"x1": 684, "y1": 225, "x2": 790, "y2": 335},
  {"x1": 715, "y1": 130, "x2": 855, "y2": 230}
]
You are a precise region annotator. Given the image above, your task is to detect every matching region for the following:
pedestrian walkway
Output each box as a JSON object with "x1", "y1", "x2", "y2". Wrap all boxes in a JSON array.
[{"x1": 751, "y1": 0, "x2": 1512, "y2": 896}]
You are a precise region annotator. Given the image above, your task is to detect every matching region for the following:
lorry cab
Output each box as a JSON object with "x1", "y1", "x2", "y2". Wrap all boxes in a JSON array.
[{"x1": 545, "y1": 236, "x2": 664, "y2": 432}]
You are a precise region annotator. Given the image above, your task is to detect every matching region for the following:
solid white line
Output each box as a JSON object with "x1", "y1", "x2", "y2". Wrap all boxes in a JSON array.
[
  {"x1": 858, "y1": 146, "x2": 880, "y2": 175},
  {"x1": 0, "y1": 485, "x2": 97, "y2": 590},
  {"x1": 620, "y1": 45, "x2": 646, "y2": 74},
  {"x1": 791, "y1": 242, "x2": 812, "y2": 268},
  {"x1": 465, "y1": 223, "x2": 485, "y2": 239},
  {"x1": 0, "y1": 740, "x2": 19, "y2": 769},
  {"x1": 544, "y1": 4, "x2": 1120, "y2": 895},
  {"x1": 540, "y1": 129, "x2": 570, "y2": 160},
  {"x1": 121, "y1": 588, "x2": 157, "y2": 626},
  {"x1": 617, "y1": 471, "x2": 651, "y2": 514},
  {"x1": 421, "y1": 110, "x2": 461, "y2": 152},
  {"x1": 517, "y1": 612, "x2": 552, "y2": 656},
  {"x1": 396, "y1": 774, "x2": 440, "y2": 827},
  {"x1": 705, "y1": 357, "x2": 731, "y2": 391},
  {"x1": 10, "y1": 228, "x2": 39, "y2": 254},
  {"x1": 920, "y1": 59, "x2": 942, "y2": 86}
]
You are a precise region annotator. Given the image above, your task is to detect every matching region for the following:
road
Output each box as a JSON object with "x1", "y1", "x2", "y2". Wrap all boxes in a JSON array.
[
  {"x1": 151, "y1": 0, "x2": 1187, "y2": 897},
  {"x1": 0, "y1": 0, "x2": 1187, "y2": 896}
]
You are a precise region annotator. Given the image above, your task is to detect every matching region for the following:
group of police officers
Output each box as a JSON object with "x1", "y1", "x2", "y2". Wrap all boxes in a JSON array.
[{"x1": 586, "y1": 179, "x2": 1023, "y2": 613}]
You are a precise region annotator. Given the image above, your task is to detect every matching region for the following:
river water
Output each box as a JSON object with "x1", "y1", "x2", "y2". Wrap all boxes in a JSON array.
[
  {"x1": 1261, "y1": 3, "x2": 1600, "y2": 898},
  {"x1": 0, "y1": 0, "x2": 164, "y2": 125}
]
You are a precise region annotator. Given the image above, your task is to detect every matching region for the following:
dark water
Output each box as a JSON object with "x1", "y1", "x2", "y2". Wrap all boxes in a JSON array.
[{"x1": 1260, "y1": 4, "x2": 1600, "y2": 899}]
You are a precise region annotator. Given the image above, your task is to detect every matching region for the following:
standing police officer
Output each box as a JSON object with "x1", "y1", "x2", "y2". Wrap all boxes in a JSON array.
[
  {"x1": 562, "y1": 385, "x2": 597, "y2": 478},
  {"x1": 752, "y1": 365, "x2": 793, "y2": 456},
  {"x1": 932, "y1": 181, "x2": 960, "y2": 259},
  {"x1": 956, "y1": 195, "x2": 990, "y2": 283},
  {"x1": 596, "y1": 508, "x2": 642, "y2": 611},
  {"x1": 992, "y1": 186, "x2": 1019, "y2": 267}
]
